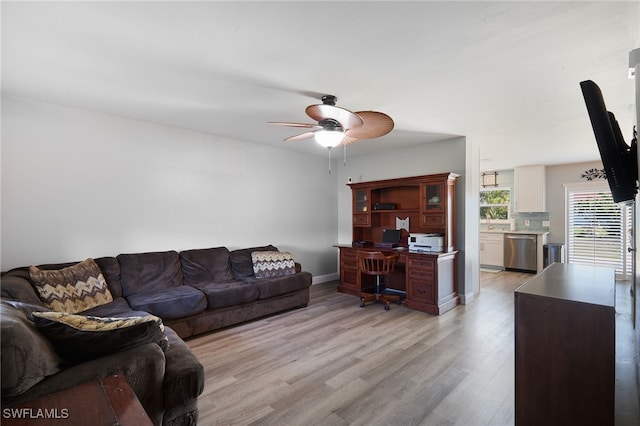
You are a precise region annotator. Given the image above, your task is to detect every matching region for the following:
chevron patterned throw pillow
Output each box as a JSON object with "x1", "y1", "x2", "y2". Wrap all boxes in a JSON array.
[
  {"x1": 251, "y1": 251, "x2": 296, "y2": 279},
  {"x1": 29, "y1": 258, "x2": 113, "y2": 314}
]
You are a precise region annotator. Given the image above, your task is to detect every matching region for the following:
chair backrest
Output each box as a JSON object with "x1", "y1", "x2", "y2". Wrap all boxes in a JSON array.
[{"x1": 357, "y1": 251, "x2": 398, "y2": 276}]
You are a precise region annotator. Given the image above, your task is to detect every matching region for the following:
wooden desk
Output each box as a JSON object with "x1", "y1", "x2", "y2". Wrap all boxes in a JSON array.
[
  {"x1": 337, "y1": 245, "x2": 459, "y2": 315},
  {"x1": 2, "y1": 374, "x2": 153, "y2": 426}
]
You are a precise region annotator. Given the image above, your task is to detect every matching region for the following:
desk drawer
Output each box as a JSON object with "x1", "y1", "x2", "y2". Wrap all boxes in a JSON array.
[
  {"x1": 408, "y1": 257, "x2": 435, "y2": 271},
  {"x1": 341, "y1": 258, "x2": 358, "y2": 269},
  {"x1": 353, "y1": 213, "x2": 370, "y2": 226},
  {"x1": 421, "y1": 214, "x2": 445, "y2": 226},
  {"x1": 408, "y1": 279, "x2": 435, "y2": 303},
  {"x1": 340, "y1": 250, "x2": 358, "y2": 268},
  {"x1": 409, "y1": 268, "x2": 435, "y2": 281}
]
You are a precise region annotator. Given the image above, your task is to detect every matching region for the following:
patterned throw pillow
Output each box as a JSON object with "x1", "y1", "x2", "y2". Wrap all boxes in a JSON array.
[
  {"x1": 31, "y1": 311, "x2": 169, "y2": 364},
  {"x1": 29, "y1": 258, "x2": 113, "y2": 314},
  {"x1": 251, "y1": 251, "x2": 296, "y2": 279}
]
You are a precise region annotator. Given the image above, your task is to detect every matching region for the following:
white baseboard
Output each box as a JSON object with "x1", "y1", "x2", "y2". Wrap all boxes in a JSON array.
[
  {"x1": 312, "y1": 273, "x2": 339, "y2": 284},
  {"x1": 459, "y1": 291, "x2": 475, "y2": 305}
]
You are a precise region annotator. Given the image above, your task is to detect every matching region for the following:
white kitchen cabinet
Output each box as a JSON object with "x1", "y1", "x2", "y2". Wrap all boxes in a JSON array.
[
  {"x1": 480, "y1": 232, "x2": 504, "y2": 268},
  {"x1": 514, "y1": 165, "x2": 546, "y2": 212}
]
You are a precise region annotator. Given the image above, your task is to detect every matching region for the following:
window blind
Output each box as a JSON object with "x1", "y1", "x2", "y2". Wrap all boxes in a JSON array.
[{"x1": 567, "y1": 187, "x2": 632, "y2": 277}]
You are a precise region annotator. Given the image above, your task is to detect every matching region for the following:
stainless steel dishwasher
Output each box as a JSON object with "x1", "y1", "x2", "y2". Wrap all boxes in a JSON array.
[{"x1": 504, "y1": 233, "x2": 537, "y2": 272}]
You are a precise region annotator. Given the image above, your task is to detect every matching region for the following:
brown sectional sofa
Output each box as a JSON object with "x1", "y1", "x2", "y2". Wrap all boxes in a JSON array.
[{"x1": 1, "y1": 245, "x2": 312, "y2": 425}]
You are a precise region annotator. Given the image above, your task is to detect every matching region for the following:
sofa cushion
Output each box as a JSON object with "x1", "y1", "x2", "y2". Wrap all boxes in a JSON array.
[
  {"x1": 230, "y1": 245, "x2": 278, "y2": 279},
  {"x1": 192, "y1": 281, "x2": 259, "y2": 309},
  {"x1": 1, "y1": 301, "x2": 63, "y2": 397},
  {"x1": 117, "y1": 251, "x2": 183, "y2": 297},
  {"x1": 94, "y1": 256, "x2": 122, "y2": 298},
  {"x1": 80, "y1": 297, "x2": 134, "y2": 317},
  {"x1": 31, "y1": 311, "x2": 169, "y2": 364},
  {"x1": 251, "y1": 251, "x2": 296, "y2": 279},
  {"x1": 126, "y1": 286, "x2": 207, "y2": 320},
  {"x1": 29, "y1": 258, "x2": 114, "y2": 314},
  {"x1": 180, "y1": 247, "x2": 234, "y2": 285},
  {"x1": 246, "y1": 272, "x2": 312, "y2": 300}
]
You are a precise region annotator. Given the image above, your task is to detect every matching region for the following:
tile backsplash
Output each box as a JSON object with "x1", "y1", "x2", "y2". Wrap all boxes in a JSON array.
[
  {"x1": 480, "y1": 212, "x2": 550, "y2": 233},
  {"x1": 512, "y1": 212, "x2": 550, "y2": 232}
]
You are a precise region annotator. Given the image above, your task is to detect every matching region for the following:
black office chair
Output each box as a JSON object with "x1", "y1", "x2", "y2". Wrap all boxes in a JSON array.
[{"x1": 357, "y1": 250, "x2": 400, "y2": 310}]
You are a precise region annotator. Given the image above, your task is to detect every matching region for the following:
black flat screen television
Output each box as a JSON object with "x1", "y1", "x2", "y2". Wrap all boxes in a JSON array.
[{"x1": 580, "y1": 79, "x2": 637, "y2": 204}]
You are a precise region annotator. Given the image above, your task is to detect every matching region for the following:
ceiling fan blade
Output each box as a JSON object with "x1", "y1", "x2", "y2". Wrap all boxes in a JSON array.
[
  {"x1": 340, "y1": 135, "x2": 359, "y2": 146},
  {"x1": 343, "y1": 111, "x2": 394, "y2": 142},
  {"x1": 284, "y1": 131, "x2": 315, "y2": 142},
  {"x1": 305, "y1": 104, "x2": 364, "y2": 130},
  {"x1": 268, "y1": 121, "x2": 320, "y2": 129}
]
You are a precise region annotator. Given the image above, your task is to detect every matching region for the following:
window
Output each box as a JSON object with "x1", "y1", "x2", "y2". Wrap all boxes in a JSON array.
[
  {"x1": 565, "y1": 182, "x2": 633, "y2": 279},
  {"x1": 480, "y1": 188, "x2": 511, "y2": 222}
]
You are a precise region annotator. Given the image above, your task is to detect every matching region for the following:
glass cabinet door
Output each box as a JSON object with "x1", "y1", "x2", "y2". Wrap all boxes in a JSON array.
[
  {"x1": 354, "y1": 190, "x2": 369, "y2": 212},
  {"x1": 423, "y1": 183, "x2": 443, "y2": 212},
  {"x1": 353, "y1": 189, "x2": 371, "y2": 227}
]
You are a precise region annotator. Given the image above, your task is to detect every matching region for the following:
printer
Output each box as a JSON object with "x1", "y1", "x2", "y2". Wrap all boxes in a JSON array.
[{"x1": 409, "y1": 233, "x2": 444, "y2": 252}]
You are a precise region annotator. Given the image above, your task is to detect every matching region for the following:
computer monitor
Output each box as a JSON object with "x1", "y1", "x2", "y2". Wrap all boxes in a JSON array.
[{"x1": 382, "y1": 229, "x2": 401, "y2": 244}]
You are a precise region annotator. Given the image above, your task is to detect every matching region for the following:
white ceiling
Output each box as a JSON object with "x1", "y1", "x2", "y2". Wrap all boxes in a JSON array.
[{"x1": 2, "y1": 1, "x2": 638, "y2": 171}]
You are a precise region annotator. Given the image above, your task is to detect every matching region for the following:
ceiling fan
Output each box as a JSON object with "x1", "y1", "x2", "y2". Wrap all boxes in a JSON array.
[{"x1": 268, "y1": 95, "x2": 394, "y2": 148}]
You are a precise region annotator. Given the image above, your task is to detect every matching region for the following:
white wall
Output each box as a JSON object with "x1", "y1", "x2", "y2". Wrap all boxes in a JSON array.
[
  {"x1": 334, "y1": 137, "x2": 473, "y2": 297},
  {"x1": 545, "y1": 160, "x2": 603, "y2": 244},
  {"x1": 465, "y1": 139, "x2": 480, "y2": 300},
  {"x1": 1, "y1": 95, "x2": 338, "y2": 276},
  {"x1": 1, "y1": 96, "x2": 477, "y2": 292}
]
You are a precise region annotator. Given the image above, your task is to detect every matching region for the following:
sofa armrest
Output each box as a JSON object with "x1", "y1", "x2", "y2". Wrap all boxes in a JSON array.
[
  {"x1": 3, "y1": 342, "x2": 167, "y2": 425},
  {"x1": 162, "y1": 328, "x2": 204, "y2": 410},
  {"x1": 0, "y1": 273, "x2": 45, "y2": 306}
]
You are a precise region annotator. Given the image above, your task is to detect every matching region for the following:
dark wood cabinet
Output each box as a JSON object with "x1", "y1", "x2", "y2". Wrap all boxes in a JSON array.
[
  {"x1": 339, "y1": 172, "x2": 460, "y2": 315},
  {"x1": 349, "y1": 173, "x2": 458, "y2": 252},
  {"x1": 405, "y1": 251, "x2": 458, "y2": 314},
  {"x1": 338, "y1": 248, "x2": 359, "y2": 295},
  {"x1": 407, "y1": 255, "x2": 436, "y2": 304},
  {"x1": 419, "y1": 176, "x2": 458, "y2": 252},
  {"x1": 514, "y1": 263, "x2": 615, "y2": 426},
  {"x1": 352, "y1": 188, "x2": 371, "y2": 227}
]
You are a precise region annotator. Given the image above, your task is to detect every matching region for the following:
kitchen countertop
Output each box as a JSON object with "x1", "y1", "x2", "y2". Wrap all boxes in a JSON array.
[{"x1": 480, "y1": 230, "x2": 549, "y2": 235}]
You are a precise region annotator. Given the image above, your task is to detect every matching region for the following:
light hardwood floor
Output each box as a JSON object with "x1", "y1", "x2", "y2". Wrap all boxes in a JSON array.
[{"x1": 187, "y1": 271, "x2": 639, "y2": 426}]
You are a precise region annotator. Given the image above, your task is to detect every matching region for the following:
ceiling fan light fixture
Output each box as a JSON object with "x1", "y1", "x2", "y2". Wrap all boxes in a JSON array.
[
  {"x1": 269, "y1": 94, "x2": 393, "y2": 153},
  {"x1": 315, "y1": 129, "x2": 344, "y2": 148}
]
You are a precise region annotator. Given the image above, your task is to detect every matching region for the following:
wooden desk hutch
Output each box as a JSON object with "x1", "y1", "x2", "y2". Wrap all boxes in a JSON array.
[{"x1": 337, "y1": 172, "x2": 460, "y2": 315}]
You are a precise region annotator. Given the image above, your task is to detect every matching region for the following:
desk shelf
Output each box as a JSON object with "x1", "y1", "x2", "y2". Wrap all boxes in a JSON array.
[{"x1": 349, "y1": 173, "x2": 459, "y2": 252}]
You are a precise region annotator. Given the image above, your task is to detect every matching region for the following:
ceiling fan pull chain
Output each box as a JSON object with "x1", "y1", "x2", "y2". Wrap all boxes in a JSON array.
[
  {"x1": 343, "y1": 144, "x2": 347, "y2": 167},
  {"x1": 328, "y1": 147, "x2": 332, "y2": 174}
]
